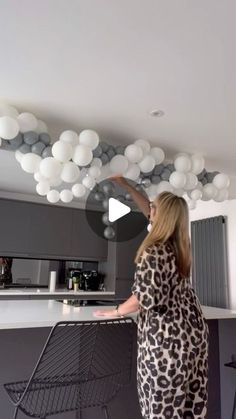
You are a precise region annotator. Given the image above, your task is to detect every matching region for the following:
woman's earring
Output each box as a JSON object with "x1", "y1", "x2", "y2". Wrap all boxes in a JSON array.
[{"x1": 147, "y1": 222, "x2": 152, "y2": 232}]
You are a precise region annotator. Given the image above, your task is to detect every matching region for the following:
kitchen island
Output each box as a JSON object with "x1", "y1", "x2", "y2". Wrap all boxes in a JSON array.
[
  {"x1": 0, "y1": 288, "x2": 115, "y2": 300},
  {"x1": 0, "y1": 300, "x2": 235, "y2": 418}
]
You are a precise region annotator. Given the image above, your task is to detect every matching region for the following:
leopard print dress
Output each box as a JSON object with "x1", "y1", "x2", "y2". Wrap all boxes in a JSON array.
[{"x1": 132, "y1": 242, "x2": 209, "y2": 419}]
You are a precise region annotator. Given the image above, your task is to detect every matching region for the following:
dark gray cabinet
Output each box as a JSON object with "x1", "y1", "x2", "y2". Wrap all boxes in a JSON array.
[
  {"x1": 70, "y1": 209, "x2": 107, "y2": 260},
  {"x1": 28, "y1": 204, "x2": 72, "y2": 257},
  {"x1": 0, "y1": 199, "x2": 31, "y2": 254}
]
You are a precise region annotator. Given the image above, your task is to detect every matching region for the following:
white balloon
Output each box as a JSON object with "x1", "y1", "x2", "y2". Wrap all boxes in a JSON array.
[
  {"x1": 146, "y1": 184, "x2": 158, "y2": 200},
  {"x1": 191, "y1": 154, "x2": 205, "y2": 175},
  {"x1": 72, "y1": 144, "x2": 93, "y2": 166},
  {"x1": 21, "y1": 153, "x2": 42, "y2": 174},
  {"x1": 15, "y1": 149, "x2": 23, "y2": 164},
  {"x1": 60, "y1": 189, "x2": 73, "y2": 203},
  {"x1": 36, "y1": 181, "x2": 50, "y2": 196},
  {"x1": 174, "y1": 188, "x2": 185, "y2": 197},
  {"x1": 188, "y1": 199, "x2": 197, "y2": 210},
  {"x1": 184, "y1": 173, "x2": 198, "y2": 190},
  {"x1": 40, "y1": 157, "x2": 62, "y2": 179},
  {"x1": 91, "y1": 157, "x2": 102, "y2": 168},
  {"x1": 139, "y1": 155, "x2": 155, "y2": 173},
  {"x1": 202, "y1": 183, "x2": 218, "y2": 200},
  {"x1": 124, "y1": 163, "x2": 140, "y2": 181},
  {"x1": 0, "y1": 138, "x2": 1, "y2": 147},
  {"x1": 60, "y1": 130, "x2": 79, "y2": 145},
  {"x1": 72, "y1": 183, "x2": 86, "y2": 198},
  {"x1": 190, "y1": 189, "x2": 203, "y2": 200},
  {"x1": 47, "y1": 189, "x2": 60, "y2": 204},
  {"x1": 150, "y1": 147, "x2": 165, "y2": 164},
  {"x1": 34, "y1": 171, "x2": 47, "y2": 183},
  {"x1": 196, "y1": 181, "x2": 203, "y2": 191},
  {"x1": 174, "y1": 154, "x2": 191, "y2": 173},
  {"x1": 82, "y1": 175, "x2": 96, "y2": 190},
  {"x1": 124, "y1": 144, "x2": 143, "y2": 163},
  {"x1": 52, "y1": 141, "x2": 73, "y2": 163},
  {"x1": 156, "y1": 181, "x2": 174, "y2": 194},
  {"x1": 88, "y1": 166, "x2": 101, "y2": 178},
  {"x1": 0, "y1": 103, "x2": 19, "y2": 118},
  {"x1": 214, "y1": 188, "x2": 229, "y2": 202},
  {"x1": 79, "y1": 129, "x2": 99, "y2": 150},
  {"x1": 169, "y1": 171, "x2": 186, "y2": 189},
  {"x1": 134, "y1": 139, "x2": 151, "y2": 154},
  {"x1": 110, "y1": 155, "x2": 129, "y2": 174},
  {"x1": 48, "y1": 176, "x2": 62, "y2": 187},
  {"x1": 213, "y1": 173, "x2": 230, "y2": 189},
  {"x1": 0, "y1": 116, "x2": 19, "y2": 139},
  {"x1": 61, "y1": 162, "x2": 80, "y2": 183},
  {"x1": 36, "y1": 120, "x2": 48, "y2": 134},
  {"x1": 17, "y1": 112, "x2": 37, "y2": 133}
]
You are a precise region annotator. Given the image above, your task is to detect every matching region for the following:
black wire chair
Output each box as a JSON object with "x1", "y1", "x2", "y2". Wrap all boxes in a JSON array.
[{"x1": 4, "y1": 318, "x2": 135, "y2": 419}]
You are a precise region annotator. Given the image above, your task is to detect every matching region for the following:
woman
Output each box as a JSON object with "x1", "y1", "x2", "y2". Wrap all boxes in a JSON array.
[{"x1": 94, "y1": 177, "x2": 209, "y2": 419}]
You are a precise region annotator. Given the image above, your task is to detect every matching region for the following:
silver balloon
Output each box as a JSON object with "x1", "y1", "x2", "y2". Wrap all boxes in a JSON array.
[
  {"x1": 161, "y1": 169, "x2": 171, "y2": 181},
  {"x1": 10, "y1": 133, "x2": 23, "y2": 148},
  {"x1": 102, "y1": 212, "x2": 111, "y2": 225},
  {"x1": 141, "y1": 178, "x2": 151, "y2": 188},
  {"x1": 151, "y1": 175, "x2": 161, "y2": 184},
  {"x1": 100, "y1": 141, "x2": 109, "y2": 152},
  {"x1": 154, "y1": 164, "x2": 164, "y2": 175},
  {"x1": 31, "y1": 141, "x2": 46, "y2": 156},
  {"x1": 100, "y1": 153, "x2": 109, "y2": 165},
  {"x1": 102, "y1": 182, "x2": 115, "y2": 195},
  {"x1": 19, "y1": 143, "x2": 31, "y2": 154},
  {"x1": 39, "y1": 133, "x2": 51, "y2": 146},
  {"x1": 42, "y1": 145, "x2": 52, "y2": 158},
  {"x1": 93, "y1": 145, "x2": 103, "y2": 158},
  {"x1": 104, "y1": 226, "x2": 115, "y2": 240},
  {"x1": 24, "y1": 131, "x2": 39, "y2": 145},
  {"x1": 94, "y1": 192, "x2": 105, "y2": 201},
  {"x1": 102, "y1": 199, "x2": 109, "y2": 210}
]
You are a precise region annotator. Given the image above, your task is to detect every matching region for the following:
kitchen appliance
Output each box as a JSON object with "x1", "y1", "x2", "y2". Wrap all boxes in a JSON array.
[{"x1": 81, "y1": 270, "x2": 103, "y2": 291}]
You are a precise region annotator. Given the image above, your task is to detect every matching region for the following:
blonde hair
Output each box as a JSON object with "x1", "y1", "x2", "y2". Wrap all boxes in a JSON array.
[{"x1": 135, "y1": 192, "x2": 191, "y2": 278}]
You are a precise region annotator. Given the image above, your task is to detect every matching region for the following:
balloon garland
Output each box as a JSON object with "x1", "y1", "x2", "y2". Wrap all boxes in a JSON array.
[{"x1": 0, "y1": 103, "x2": 230, "y2": 211}]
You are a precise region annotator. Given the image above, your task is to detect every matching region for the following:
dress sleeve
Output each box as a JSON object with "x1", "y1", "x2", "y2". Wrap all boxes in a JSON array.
[{"x1": 131, "y1": 245, "x2": 173, "y2": 310}]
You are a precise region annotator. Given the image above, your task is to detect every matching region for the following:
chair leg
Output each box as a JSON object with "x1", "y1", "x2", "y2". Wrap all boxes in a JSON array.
[
  {"x1": 102, "y1": 405, "x2": 109, "y2": 419},
  {"x1": 13, "y1": 407, "x2": 18, "y2": 419},
  {"x1": 232, "y1": 390, "x2": 236, "y2": 419}
]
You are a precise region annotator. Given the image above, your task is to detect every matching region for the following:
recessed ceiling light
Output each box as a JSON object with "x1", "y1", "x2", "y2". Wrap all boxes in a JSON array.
[{"x1": 149, "y1": 109, "x2": 165, "y2": 117}]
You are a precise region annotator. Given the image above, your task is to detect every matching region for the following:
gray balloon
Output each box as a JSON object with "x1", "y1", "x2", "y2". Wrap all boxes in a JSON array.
[
  {"x1": 154, "y1": 164, "x2": 164, "y2": 175},
  {"x1": 115, "y1": 145, "x2": 125, "y2": 155},
  {"x1": 31, "y1": 141, "x2": 46, "y2": 156},
  {"x1": 197, "y1": 169, "x2": 207, "y2": 180},
  {"x1": 93, "y1": 145, "x2": 103, "y2": 158},
  {"x1": 144, "y1": 170, "x2": 154, "y2": 177},
  {"x1": 100, "y1": 153, "x2": 109, "y2": 165},
  {"x1": 201, "y1": 177, "x2": 207, "y2": 186},
  {"x1": 104, "y1": 226, "x2": 115, "y2": 240},
  {"x1": 206, "y1": 171, "x2": 219, "y2": 183},
  {"x1": 102, "y1": 182, "x2": 115, "y2": 195},
  {"x1": 19, "y1": 143, "x2": 31, "y2": 154},
  {"x1": 107, "y1": 147, "x2": 116, "y2": 160},
  {"x1": 9, "y1": 133, "x2": 23, "y2": 148},
  {"x1": 151, "y1": 175, "x2": 161, "y2": 184},
  {"x1": 39, "y1": 133, "x2": 51, "y2": 146},
  {"x1": 24, "y1": 131, "x2": 39, "y2": 145},
  {"x1": 161, "y1": 169, "x2": 171, "y2": 181},
  {"x1": 2, "y1": 140, "x2": 17, "y2": 150},
  {"x1": 166, "y1": 163, "x2": 175, "y2": 173},
  {"x1": 100, "y1": 141, "x2": 109, "y2": 152},
  {"x1": 141, "y1": 178, "x2": 151, "y2": 188},
  {"x1": 102, "y1": 199, "x2": 109, "y2": 210},
  {"x1": 102, "y1": 212, "x2": 111, "y2": 226},
  {"x1": 94, "y1": 192, "x2": 105, "y2": 202},
  {"x1": 42, "y1": 145, "x2": 52, "y2": 158}
]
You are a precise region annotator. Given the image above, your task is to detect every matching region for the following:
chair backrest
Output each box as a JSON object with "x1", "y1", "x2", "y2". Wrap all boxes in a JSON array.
[{"x1": 21, "y1": 318, "x2": 135, "y2": 414}]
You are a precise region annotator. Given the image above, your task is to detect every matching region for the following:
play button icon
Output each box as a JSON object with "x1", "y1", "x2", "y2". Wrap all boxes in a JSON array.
[{"x1": 108, "y1": 198, "x2": 131, "y2": 222}]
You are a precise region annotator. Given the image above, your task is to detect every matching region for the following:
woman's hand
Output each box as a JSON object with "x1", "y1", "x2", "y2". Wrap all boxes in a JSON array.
[
  {"x1": 93, "y1": 308, "x2": 118, "y2": 317},
  {"x1": 109, "y1": 175, "x2": 130, "y2": 188}
]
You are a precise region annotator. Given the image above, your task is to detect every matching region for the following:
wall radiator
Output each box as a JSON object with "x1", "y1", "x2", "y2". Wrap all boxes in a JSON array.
[{"x1": 191, "y1": 215, "x2": 229, "y2": 308}]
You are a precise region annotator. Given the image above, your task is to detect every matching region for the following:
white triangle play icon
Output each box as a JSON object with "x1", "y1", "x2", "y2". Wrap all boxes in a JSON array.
[{"x1": 108, "y1": 198, "x2": 131, "y2": 222}]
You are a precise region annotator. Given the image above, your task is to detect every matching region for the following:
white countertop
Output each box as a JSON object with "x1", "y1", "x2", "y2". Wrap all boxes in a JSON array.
[
  {"x1": 0, "y1": 288, "x2": 115, "y2": 300},
  {"x1": 0, "y1": 300, "x2": 236, "y2": 330}
]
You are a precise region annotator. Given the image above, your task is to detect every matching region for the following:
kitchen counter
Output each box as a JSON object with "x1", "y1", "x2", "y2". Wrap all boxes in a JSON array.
[
  {"x1": 0, "y1": 299, "x2": 236, "y2": 330},
  {"x1": 0, "y1": 288, "x2": 115, "y2": 300}
]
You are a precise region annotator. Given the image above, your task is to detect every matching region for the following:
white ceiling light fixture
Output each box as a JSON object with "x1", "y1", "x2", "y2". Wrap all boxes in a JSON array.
[{"x1": 149, "y1": 109, "x2": 165, "y2": 118}]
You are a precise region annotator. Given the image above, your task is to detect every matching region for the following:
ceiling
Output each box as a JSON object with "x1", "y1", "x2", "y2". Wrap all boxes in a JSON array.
[{"x1": 1, "y1": 0, "x2": 236, "y2": 201}]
